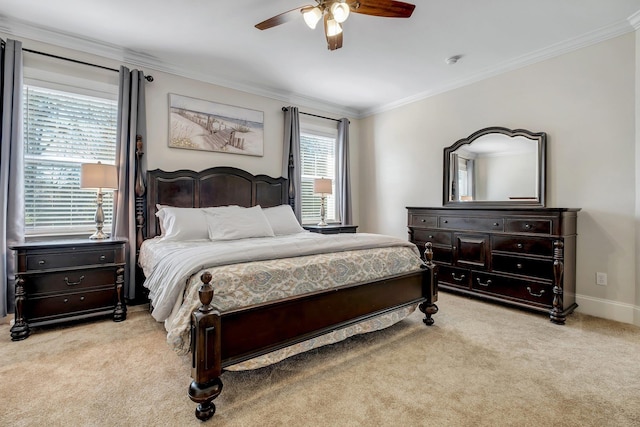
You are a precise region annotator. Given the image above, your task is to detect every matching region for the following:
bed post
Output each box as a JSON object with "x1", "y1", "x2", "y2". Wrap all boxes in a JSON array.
[
  {"x1": 188, "y1": 271, "x2": 223, "y2": 421},
  {"x1": 419, "y1": 242, "x2": 439, "y2": 325}
]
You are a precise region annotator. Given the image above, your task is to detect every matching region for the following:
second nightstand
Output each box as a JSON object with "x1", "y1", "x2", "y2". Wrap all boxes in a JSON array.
[
  {"x1": 9, "y1": 238, "x2": 127, "y2": 341},
  {"x1": 304, "y1": 224, "x2": 358, "y2": 234}
]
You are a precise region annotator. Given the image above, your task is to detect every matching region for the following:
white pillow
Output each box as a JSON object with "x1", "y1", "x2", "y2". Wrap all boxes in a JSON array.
[
  {"x1": 205, "y1": 205, "x2": 275, "y2": 241},
  {"x1": 262, "y1": 204, "x2": 305, "y2": 235},
  {"x1": 156, "y1": 206, "x2": 239, "y2": 241}
]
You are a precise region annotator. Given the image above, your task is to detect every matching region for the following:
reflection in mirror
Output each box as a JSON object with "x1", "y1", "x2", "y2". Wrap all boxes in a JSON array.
[{"x1": 443, "y1": 127, "x2": 546, "y2": 207}]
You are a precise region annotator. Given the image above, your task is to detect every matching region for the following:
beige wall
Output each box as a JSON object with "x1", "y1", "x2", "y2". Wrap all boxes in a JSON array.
[{"x1": 359, "y1": 33, "x2": 639, "y2": 324}]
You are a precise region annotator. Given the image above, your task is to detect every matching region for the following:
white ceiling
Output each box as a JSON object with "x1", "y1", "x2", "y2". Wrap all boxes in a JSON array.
[{"x1": 2, "y1": 0, "x2": 640, "y2": 117}]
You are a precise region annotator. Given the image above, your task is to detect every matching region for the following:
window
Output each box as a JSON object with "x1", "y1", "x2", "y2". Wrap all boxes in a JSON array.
[
  {"x1": 23, "y1": 85, "x2": 118, "y2": 236},
  {"x1": 300, "y1": 131, "x2": 337, "y2": 224}
]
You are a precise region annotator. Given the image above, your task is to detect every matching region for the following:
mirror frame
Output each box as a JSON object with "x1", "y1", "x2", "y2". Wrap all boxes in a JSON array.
[{"x1": 443, "y1": 126, "x2": 546, "y2": 208}]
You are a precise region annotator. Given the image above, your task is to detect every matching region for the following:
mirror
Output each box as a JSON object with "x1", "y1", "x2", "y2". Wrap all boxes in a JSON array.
[{"x1": 443, "y1": 127, "x2": 546, "y2": 207}]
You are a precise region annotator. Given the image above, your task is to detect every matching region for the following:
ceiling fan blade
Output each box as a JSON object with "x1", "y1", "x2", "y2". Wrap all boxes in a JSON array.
[
  {"x1": 255, "y1": 6, "x2": 310, "y2": 30},
  {"x1": 351, "y1": 0, "x2": 416, "y2": 18},
  {"x1": 324, "y1": 14, "x2": 344, "y2": 50}
]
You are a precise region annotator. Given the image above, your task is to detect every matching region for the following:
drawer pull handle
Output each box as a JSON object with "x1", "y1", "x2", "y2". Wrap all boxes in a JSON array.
[
  {"x1": 428, "y1": 235, "x2": 434, "y2": 239},
  {"x1": 99, "y1": 255, "x2": 106, "y2": 261},
  {"x1": 516, "y1": 243, "x2": 523, "y2": 249},
  {"x1": 476, "y1": 278, "x2": 492, "y2": 287},
  {"x1": 525, "y1": 224, "x2": 531, "y2": 229},
  {"x1": 527, "y1": 287, "x2": 545, "y2": 298},
  {"x1": 63, "y1": 298, "x2": 69, "y2": 303},
  {"x1": 516, "y1": 263, "x2": 523, "y2": 269},
  {"x1": 420, "y1": 219, "x2": 426, "y2": 222},
  {"x1": 80, "y1": 296, "x2": 85, "y2": 301},
  {"x1": 451, "y1": 273, "x2": 466, "y2": 282},
  {"x1": 64, "y1": 275, "x2": 85, "y2": 286},
  {"x1": 38, "y1": 260, "x2": 46, "y2": 265},
  {"x1": 493, "y1": 222, "x2": 499, "y2": 227},
  {"x1": 443, "y1": 220, "x2": 448, "y2": 224}
]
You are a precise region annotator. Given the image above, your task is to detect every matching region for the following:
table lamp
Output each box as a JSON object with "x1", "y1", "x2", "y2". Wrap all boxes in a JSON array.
[
  {"x1": 313, "y1": 178, "x2": 332, "y2": 226},
  {"x1": 81, "y1": 161, "x2": 118, "y2": 239}
]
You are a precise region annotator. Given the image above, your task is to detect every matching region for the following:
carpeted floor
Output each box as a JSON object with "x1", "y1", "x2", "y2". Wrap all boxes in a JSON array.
[{"x1": 1, "y1": 292, "x2": 639, "y2": 426}]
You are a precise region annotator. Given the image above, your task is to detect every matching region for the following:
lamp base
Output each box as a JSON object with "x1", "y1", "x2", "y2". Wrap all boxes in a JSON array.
[
  {"x1": 89, "y1": 229, "x2": 109, "y2": 240},
  {"x1": 317, "y1": 220, "x2": 328, "y2": 226}
]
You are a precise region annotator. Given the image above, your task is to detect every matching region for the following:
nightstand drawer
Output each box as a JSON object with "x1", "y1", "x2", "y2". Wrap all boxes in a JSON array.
[
  {"x1": 26, "y1": 248, "x2": 118, "y2": 270},
  {"x1": 26, "y1": 267, "x2": 116, "y2": 296},
  {"x1": 26, "y1": 288, "x2": 116, "y2": 322}
]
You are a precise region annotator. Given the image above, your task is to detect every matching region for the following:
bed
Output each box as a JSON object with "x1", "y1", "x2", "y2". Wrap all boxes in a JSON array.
[{"x1": 135, "y1": 161, "x2": 438, "y2": 421}]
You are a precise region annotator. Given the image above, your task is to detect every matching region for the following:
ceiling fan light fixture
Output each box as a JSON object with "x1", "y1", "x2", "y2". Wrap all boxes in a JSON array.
[
  {"x1": 326, "y1": 18, "x2": 343, "y2": 36},
  {"x1": 330, "y1": 2, "x2": 350, "y2": 23},
  {"x1": 303, "y1": 7, "x2": 323, "y2": 29}
]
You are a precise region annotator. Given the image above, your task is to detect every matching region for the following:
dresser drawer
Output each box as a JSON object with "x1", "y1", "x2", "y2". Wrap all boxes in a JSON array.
[
  {"x1": 438, "y1": 265, "x2": 471, "y2": 289},
  {"x1": 26, "y1": 247, "x2": 119, "y2": 271},
  {"x1": 492, "y1": 235, "x2": 553, "y2": 257},
  {"x1": 412, "y1": 229, "x2": 451, "y2": 246},
  {"x1": 409, "y1": 214, "x2": 437, "y2": 228},
  {"x1": 472, "y1": 271, "x2": 553, "y2": 307},
  {"x1": 505, "y1": 219, "x2": 552, "y2": 235},
  {"x1": 26, "y1": 267, "x2": 116, "y2": 296},
  {"x1": 25, "y1": 288, "x2": 116, "y2": 322},
  {"x1": 440, "y1": 216, "x2": 503, "y2": 232},
  {"x1": 492, "y1": 254, "x2": 553, "y2": 280}
]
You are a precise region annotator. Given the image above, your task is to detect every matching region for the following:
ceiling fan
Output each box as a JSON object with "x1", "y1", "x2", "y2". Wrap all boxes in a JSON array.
[{"x1": 255, "y1": 0, "x2": 416, "y2": 51}]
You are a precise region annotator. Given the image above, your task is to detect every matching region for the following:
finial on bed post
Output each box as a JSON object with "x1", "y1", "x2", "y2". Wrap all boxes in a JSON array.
[
  {"x1": 198, "y1": 271, "x2": 214, "y2": 311},
  {"x1": 135, "y1": 135, "x2": 146, "y2": 252},
  {"x1": 419, "y1": 242, "x2": 438, "y2": 326}
]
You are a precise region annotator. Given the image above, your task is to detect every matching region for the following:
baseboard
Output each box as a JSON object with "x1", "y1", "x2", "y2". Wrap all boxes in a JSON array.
[{"x1": 575, "y1": 293, "x2": 640, "y2": 326}]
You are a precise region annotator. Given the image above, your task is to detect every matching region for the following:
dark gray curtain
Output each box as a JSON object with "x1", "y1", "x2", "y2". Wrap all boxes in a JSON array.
[
  {"x1": 0, "y1": 39, "x2": 25, "y2": 317},
  {"x1": 113, "y1": 66, "x2": 146, "y2": 300},
  {"x1": 336, "y1": 118, "x2": 352, "y2": 225},
  {"x1": 282, "y1": 106, "x2": 302, "y2": 221}
]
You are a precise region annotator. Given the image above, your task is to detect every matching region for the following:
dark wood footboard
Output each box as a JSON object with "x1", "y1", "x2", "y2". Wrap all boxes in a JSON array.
[{"x1": 188, "y1": 243, "x2": 438, "y2": 420}]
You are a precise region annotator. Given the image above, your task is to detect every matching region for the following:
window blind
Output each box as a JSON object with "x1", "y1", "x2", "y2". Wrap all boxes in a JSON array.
[
  {"x1": 23, "y1": 85, "x2": 118, "y2": 235},
  {"x1": 300, "y1": 132, "x2": 337, "y2": 224}
]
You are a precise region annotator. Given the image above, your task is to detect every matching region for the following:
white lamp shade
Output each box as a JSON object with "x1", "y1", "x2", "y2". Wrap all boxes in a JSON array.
[
  {"x1": 330, "y1": 2, "x2": 350, "y2": 23},
  {"x1": 81, "y1": 162, "x2": 118, "y2": 190},
  {"x1": 325, "y1": 18, "x2": 343, "y2": 36},
  {"x1": 314, "y1": 178, "x2": 333, "y2": 195},
  {"x1": 303, "y1": 6, "x2": 322, "y2": 29}
]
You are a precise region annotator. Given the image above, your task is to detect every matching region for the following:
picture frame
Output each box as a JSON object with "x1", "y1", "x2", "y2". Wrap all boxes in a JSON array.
[{"x1": 168, "y1": 93, "x2": 264, "y2": 157}]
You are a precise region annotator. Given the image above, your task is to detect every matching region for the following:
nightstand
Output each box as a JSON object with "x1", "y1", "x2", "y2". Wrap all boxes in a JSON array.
[
  {"x1": 9, "y1": 238, "x2": 127, "y2": 341},
  {"x1": 304, "y1": 225, "x2": 358, "y2": 234}
]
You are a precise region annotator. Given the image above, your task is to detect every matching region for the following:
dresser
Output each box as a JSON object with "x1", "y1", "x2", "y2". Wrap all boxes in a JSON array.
[
  {"x1": 407, "y1": 207, "x2": 579, "y2": 324},
  {"x1": 303, "y1": 224, "x2": 358, "y2": 234},
  {"x1": 9, "y1": 239, "x2": 127, "y2": 340}
]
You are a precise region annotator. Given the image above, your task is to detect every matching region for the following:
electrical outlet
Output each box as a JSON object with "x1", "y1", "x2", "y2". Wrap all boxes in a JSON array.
[{"x1": 596, "y1": 272, "x2": 607, "y2": 286}]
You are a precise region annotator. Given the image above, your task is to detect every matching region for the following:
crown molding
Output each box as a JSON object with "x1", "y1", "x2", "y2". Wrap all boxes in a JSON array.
[
  {"x1": 360, "y1": 15, "x2": 639, "y2": 118},
  {"x1": 0, "y1": 16, "x2": 359, "y2": 119}
]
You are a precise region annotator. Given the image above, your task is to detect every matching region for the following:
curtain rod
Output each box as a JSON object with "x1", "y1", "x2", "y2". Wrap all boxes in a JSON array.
[
  {"x1": 281, "y1": 107, "x2": 349, "y2": 124},
  {"x1": 23, "y1": 47, "x2": 154, "y2": 82}
]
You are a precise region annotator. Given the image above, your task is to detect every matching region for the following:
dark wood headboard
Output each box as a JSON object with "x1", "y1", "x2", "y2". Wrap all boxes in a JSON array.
[{"x1": 145, "y1": 166, "x2": 288, "y2": 239}]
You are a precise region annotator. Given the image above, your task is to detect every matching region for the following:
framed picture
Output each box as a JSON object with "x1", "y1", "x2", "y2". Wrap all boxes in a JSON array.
[{"x1": 168, "y1": 93, "x2": 264, "y2": 156}]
